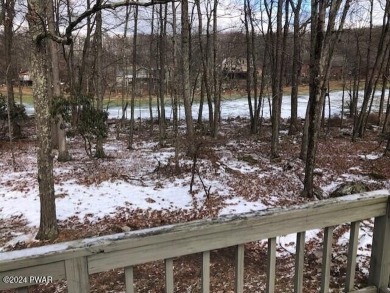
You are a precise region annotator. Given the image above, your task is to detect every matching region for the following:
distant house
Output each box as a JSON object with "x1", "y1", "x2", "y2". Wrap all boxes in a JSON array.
[
  {"x1": 116, "y1": 67, "x2": 157, "y2": 86},
  {"x1": 222, "y1": 57, "x2": 248, "y2": 79},
  {"x1": 221, "y1": 57, "x2": 263, "y2": 79},
  {"x1": 19, "y1": 70, "x2": 33, "y2": 86},
  {"x1": 222, "y1": 57, "x2": 248, "y2": 72}
]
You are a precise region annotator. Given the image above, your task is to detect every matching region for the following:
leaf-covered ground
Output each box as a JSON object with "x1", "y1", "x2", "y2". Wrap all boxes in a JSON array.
[{"x1": 1, "y1": 116, "x2": 389, "y2": 292}]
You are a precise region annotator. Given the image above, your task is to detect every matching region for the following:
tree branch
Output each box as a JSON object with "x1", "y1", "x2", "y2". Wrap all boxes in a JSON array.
[
  {"x1": 63, "y1": 0, "x2": 174, "y2": 42},
  {"x1": 35, "y1": 0, "x2": 175, "y2": 45}
]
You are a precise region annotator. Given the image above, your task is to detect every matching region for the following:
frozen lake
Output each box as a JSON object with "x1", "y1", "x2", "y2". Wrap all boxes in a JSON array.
[{"x1": 24, "y1": 90, "x2": 384, "y2": 120}]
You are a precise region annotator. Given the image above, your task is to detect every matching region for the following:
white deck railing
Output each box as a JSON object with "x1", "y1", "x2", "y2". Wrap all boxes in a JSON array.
[{"x1": 1, "y1": 190, "x2": 389, "y2": 293}]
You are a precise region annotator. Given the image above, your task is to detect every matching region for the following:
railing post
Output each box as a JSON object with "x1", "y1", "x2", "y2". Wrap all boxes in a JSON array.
[
  {"x1": 346, "y1": 221, "x2": 360, "y2": 292},
  {"x1": 294, "y1": 231, "x2": 306, "y2": 293},
  {"x1": 165, "y1": 258, "x2": 174, "y2": 293},
  {"x1": 320, "y1": 226, "x2": 334, "y2": 293},
  {"x1": 65, "y1": 257, "x2": 90, "y2": 293},
  {"x1": 125, "y1": 266, "x2": 134, "y2": 293},
  {"x1": 266, "y1": 237, "x2": 276, "y2": 293},
  {"x1": 235, "y1": 244, "x2": 245, "y2": 293},
  {"x1": 369, "y1": 197, "x2": 390, "y2": 291},
  {"x1": 202, "y1": 251, "x2": 210, "y2": 293}
]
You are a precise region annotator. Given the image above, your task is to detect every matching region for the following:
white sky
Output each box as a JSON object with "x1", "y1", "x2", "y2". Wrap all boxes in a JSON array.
[{"x1": 2, "y1": 0, "x2": 387, "y2": 37}]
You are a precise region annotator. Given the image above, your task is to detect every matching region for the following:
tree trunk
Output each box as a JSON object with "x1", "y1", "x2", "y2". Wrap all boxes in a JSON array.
[
  {"x1": 302, "y1": 0, "x2": 351, "y2": 198},
  {"x1": 158, "y1": 4, "x2": 167, "y2": 145},
  {"x1": 378, "y1": 55, "x2": 390, "y2": 126},
  {"x1": 354, "y1": 1, "x2": 390, "y2": 138},
  {"x1": 350, "y1": 36, "x2": 361, "y2": 120},
  {"x1": 181, "y1": 0, "x2": 195, "y2": 155},
  {"x1": 74, "y1": 0, "x2": 93, "y2": 125},
  {"x1": 212, "y1": 0, "x2": 220, "y2": 138},
  {"x1": 300, "y1": 97, "x2": 311, "y2": 160},
  {"x1": 301, "y1": 0, "x2": 325, "y2": 198},
  {"x1": 48, "y1": 0, "x2": 70, "y2": 161},
  {"x1": 250, "y1": 5, "x2": 259, "y2": 134},
  {"x1": 94, "y1": 10, "x2": 105, "y2": 158},
  {"x1": 196, "y1": 0, "x2": 213, "y2": 131},
  {"x1": 118, "y1": 5, "x2": 130, "y2": 139},
  {"x1": 27, "y1": 0, "x2": 59, "y2": 240},
  {"x1": 148, "y1": 5, "x2": 155, "y2": 133},
  {"x1": 270, "y1": 0, "x2": 284, "y2": 158},
  {"x1": 128, "y1": 6, "x2": 138, "y2": 149},
  {"x1": 382, "y1": 90, "x2": 390, "y2": 134},
  {"x1": 3, "y1": 0, "x2": 17, "y2": 169},
  {"x1": 289, "y1": 0, "x2": 303, "y2": 135},
  {"x1": 244, "y1": 0, "x2": 254, "y2": 132},
  {"x1": 63, "y1": 0, "x2": 77, "y2": 125},
  {"x1": 170, "y1": 1, "x2": 179, "y2": 169},
  {"x1": 3, "y1": 0, "x2": 20, "y2": 139}
]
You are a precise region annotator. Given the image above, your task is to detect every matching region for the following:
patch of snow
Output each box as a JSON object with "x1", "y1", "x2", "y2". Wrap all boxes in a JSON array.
[
  {"x1": 219, "y1": 197, "x2": 267, "y2": 216},
  {"x1": 103, "y1": 145, "x2": 122, "y2": 151},
  {"x1": 219, "y1": 155, "x2": 260, "y2": 174},
  {"x1": 358, "y1": 153, "x2": 381, "y2": 160},
  {"x1": 277, "y1": 233, "x2": 297, "y2": 255},
  {"x1": 0, "y1": 234, "x2": 37, "y2": 252},
  {"x1": 340, "y1": 173, "x2": 366, "y2": 181},
  {"x1": 1, "y1": 179, "x2": 195, "y2": 229},
  {"x1": 321, "y1": 182, "x2": 339, "y2": 193},
  {"x1": 277, "y1": 229, "x2": 321, "y2": 256}
]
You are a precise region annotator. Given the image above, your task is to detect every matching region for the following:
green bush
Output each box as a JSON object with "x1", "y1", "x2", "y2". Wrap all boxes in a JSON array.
[
  {"x1": 0, "y1": 94, "x2": 27, "y2": 137},
  {"x1": 50, "y1": 95, "x2": 108, "y2": 157}
]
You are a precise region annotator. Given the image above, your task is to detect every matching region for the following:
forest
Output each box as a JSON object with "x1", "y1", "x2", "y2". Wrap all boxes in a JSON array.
[{"x1": 0, "y1": 0, "x2": 390, "y2": 292}]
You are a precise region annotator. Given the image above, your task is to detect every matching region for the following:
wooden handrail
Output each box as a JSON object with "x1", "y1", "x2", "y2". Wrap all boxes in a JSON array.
[{"x1": 1, "y1": 190, "x2": 389, "y2": 292}]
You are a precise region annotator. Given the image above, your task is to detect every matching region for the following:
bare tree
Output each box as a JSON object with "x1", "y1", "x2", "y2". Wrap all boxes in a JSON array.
[
  {"x1": 118, "y1": 5, "x2": 130, "y2": 139},
  {"x1": 170, "y1": 1, "x2": 180, "y2": 169},
  {"x1": 93, "y1": 10, "x2": 105, "y2": 158},
  {"x1": 301, "y1": 0, "x2": 351, "y2": 198},
  {"x1": 195, "y1": 0, "x2": 214, "y2": 130},
  {"x1": 157, "y1": 4, "x2": 167, "y2": 145},
  {"x1": 265, "y1": 0, "x2": 284, "y2": 158},
  {"x1": 48, "y1": 0, "x2": 71, "y2": 161},
  {"x1": 349, "y1": 26, "x2": 364, "y2": 120},
  {"x1": 2, "y1": 0, "x2": 21, "y2": 140},
  {"x1": 27, "y1": 0, "x2": 173, "y2": 240},
  {"x1": 378, "y1": 51, "x2": 390, "y2": 126},
  {"x1": 182, "y1": 0, "x2": 195, "y2": 155},
  {"x1": 148, "y1": 5, "x2": 155, "y2": 132},
  {"x1": 2, "y1": 0, "x2": 18, "y2": 170},
  {"x1": 128, "y1": 5, "x2": 138, "y2": 149},
  {"x1": 353, "y1": 1, "x2": 390, "y2": 139},
  {"x1": 212, "y1": 0, "x2": 221, "y2": 138},
  {"x1": 27, "y1": 0, "x2": 58, "y2": 240},
  {"x1": 70, "y1": 0, "x2": 94, "y2": 125},
  {"x1": 288, "y1": 0, "x2": 304, "y2": 135},
  {"x1": 244, "y1": 0, "x2": 258, "y2": 134}
]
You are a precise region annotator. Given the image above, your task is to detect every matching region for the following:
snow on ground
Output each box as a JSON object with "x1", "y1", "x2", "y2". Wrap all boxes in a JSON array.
[
  {"x1": 1, "y1": 94, "x2": 390, "y2": 291},
  {"x1": 358, "y1": 152, "x2": 382, "y2": 160},
  {"x1": 1, "y1": 179, "x2": 195, "y2": 229},
  {"x1": 1, "y1": 132, "x2": 387, "y2": 265},
  {"x1": 1, "y1": 135, "x2": 277, "y2": 250},
  {"x1": 219, "y1": 197, "x2": 267, "y2": 215}
]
